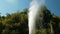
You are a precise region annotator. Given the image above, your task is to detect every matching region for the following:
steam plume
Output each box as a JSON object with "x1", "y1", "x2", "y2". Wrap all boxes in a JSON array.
[{"x1": 28, "y1": 0, "x2": 45, "y2": 34}]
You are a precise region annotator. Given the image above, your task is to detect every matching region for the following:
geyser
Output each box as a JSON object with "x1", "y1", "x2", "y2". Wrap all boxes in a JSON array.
[{"x1": 28, "y1": 0, "x2": 45, "y2": 34}]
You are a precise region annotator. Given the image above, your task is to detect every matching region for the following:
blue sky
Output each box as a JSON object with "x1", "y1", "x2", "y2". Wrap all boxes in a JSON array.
[
  {"x1": 0, "y1": 0, "x2": 60, "y2": 16},
  {"x1": 45, "y1": 0, "x2": 60, "y2": 16}
]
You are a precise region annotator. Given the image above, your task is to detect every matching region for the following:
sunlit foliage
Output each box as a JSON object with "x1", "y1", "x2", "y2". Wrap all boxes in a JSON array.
[{"x1": 0, "y1": 7, "x2": 60, "y2": 34}]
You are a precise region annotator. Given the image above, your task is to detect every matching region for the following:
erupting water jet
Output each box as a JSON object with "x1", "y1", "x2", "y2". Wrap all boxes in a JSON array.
[{"x1": 28, "y1": 0, "x2": 45, "y2": 34}]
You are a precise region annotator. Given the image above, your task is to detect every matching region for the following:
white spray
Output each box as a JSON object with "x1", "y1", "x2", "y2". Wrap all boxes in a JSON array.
[{"x1": 28, "y1": 0, "x2": 45, "y2": 34}]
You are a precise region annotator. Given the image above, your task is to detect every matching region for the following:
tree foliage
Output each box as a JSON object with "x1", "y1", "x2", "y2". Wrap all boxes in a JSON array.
[{"x1": 0, "y1": 7, "x2": 60, "y2": 34}]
